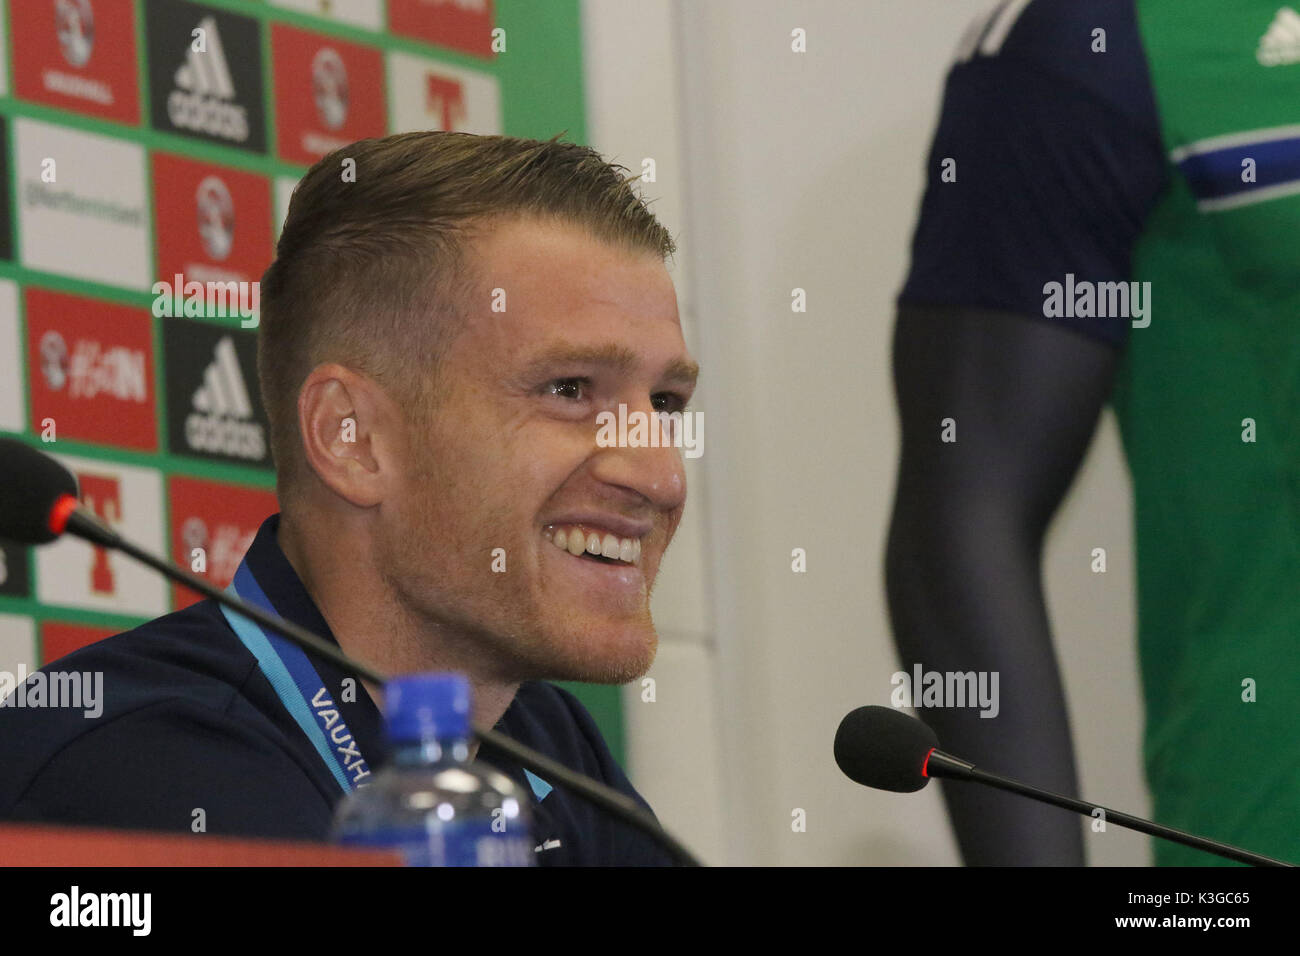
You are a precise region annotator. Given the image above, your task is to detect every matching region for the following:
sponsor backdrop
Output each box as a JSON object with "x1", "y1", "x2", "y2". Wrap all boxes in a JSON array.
[{"x1": 0, "y1": 0, "x2": 628, "y2": 759}]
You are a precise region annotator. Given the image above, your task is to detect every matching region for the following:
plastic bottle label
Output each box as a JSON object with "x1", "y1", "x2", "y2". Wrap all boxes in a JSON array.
[{"x1": 341, "y1": 821, "x2": 536, "y2": 867}]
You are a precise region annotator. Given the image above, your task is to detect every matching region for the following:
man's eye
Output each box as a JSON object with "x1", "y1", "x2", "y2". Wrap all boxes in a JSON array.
[
  {"x1": 548, "y1": 378, "x2": 589, "y2": 401},
  {"x1": 652, "y1": 392, "x2": 688, "y2": 414}
]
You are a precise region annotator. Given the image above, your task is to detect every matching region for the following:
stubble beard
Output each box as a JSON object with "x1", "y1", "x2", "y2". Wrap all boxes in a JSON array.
[{"x1": 377, "y1": 496, "x2": 661, "y2": 686}]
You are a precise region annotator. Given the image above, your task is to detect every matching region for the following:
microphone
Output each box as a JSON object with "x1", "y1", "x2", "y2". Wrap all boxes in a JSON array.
[
  {"x1": 834, "y1": 704, "x2": 1294, "y2": 867},
  {"x1": 1, "y1": 437, "x2": 701, "y2": 866},
  {"x1": 0, "y1": 437, "x2": 101, "y2": 545}
]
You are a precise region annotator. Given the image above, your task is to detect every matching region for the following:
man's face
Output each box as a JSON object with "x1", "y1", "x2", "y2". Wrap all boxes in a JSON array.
[{"x1": 380, "y1": 216, "x2": 696, "y2": 684}]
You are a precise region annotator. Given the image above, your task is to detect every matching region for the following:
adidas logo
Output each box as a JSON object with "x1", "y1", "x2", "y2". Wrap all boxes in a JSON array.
[
  {"x1": 192, "y1": 337, "x2": 251, "y2": 418},
  {"x1": 1258, "y1": 6, "x2": 1300, "y2": 65},
  {"x1": 166, "y1": 15, "x2": 249, "y2": 142},
  {"x1": 185, "y1": 336, "x2": 265, "y2": 460}
]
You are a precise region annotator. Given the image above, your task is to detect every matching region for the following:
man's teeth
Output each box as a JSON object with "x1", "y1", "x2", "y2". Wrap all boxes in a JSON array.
[{"x1": 544, "y1": 526, "x2": 642, "y2": 565}]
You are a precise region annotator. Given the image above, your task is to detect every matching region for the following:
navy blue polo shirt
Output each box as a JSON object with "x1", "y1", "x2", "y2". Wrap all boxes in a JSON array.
[
  {"x1": 0, "y1": 515, "x2": 675, "y2": 866},
  {"x1": 898, "y1": 0, "x2": 1167, "y2": 349}
]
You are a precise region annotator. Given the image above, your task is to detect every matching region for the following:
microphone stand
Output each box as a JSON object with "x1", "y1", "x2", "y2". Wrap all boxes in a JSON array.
[{"x1": 925, "y1": 749, "x2": 1293, "y2": 867}]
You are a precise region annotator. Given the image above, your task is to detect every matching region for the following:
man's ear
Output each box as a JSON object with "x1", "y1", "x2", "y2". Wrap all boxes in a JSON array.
[{"x1": 296, "y1": 363, "x2": 400, "y2": 508}]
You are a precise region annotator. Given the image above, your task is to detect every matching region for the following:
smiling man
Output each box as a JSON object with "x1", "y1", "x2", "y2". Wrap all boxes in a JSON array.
[{"x1": 0, "y1": 132, "x2": 695, "y2": 865}]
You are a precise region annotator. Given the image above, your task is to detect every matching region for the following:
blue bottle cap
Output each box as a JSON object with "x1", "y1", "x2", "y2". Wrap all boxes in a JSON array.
[{"x1": 384, "y1": 672, "x2": 471, "y2": 743}]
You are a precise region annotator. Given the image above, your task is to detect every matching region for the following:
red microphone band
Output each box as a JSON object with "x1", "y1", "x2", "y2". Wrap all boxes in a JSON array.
[
  {"x1": 47, "y1": 494, "x2": 79, "y2": 536},
  {"x1": 921, "y1": 747, "x2": 936, "y2": 778}
]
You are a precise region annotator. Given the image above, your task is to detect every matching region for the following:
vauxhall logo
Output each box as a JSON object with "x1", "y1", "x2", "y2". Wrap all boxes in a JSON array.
[
  {"x1": 56, "y1": 0, "x2": 95, "y2": 69},
  {"x1": 312, "y1": 687, "x2": 370, "y2": 787},
  {"x1": 312, "y1": 47, "x2": 349, "y2": 131},
  {"x1": 47, "y1": 0, "x2": 116, "y2": 108},
  {"x1": 196, "y1": 175, "x2": 234, "y2": 261}
]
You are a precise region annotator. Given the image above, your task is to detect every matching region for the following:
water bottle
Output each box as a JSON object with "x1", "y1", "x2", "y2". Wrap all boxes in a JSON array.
[{"x1": 332, "y1": 672, "x2": 535, "y2": 866}]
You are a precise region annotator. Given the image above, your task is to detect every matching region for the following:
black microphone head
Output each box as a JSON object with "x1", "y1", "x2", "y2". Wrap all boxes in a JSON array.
[
  {"x1": 0, "y1": 438, "x2": 78, "y2": 544},
  {"x1": 834, "y1": 705, "x2": 940, "y2": 793}
]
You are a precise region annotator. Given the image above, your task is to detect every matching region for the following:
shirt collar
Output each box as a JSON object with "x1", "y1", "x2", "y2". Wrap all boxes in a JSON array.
[
  {"x1": 232, "y1": 513, "x2": 389, "y2": 782},
  {"x1": 241, "y1": 513, "x2": 339, "y2": 662}
]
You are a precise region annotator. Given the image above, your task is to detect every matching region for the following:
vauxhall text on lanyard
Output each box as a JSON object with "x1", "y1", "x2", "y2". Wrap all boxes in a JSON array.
[{"x1": 219, "y1": 562, "x2": 372, "y2": 793}]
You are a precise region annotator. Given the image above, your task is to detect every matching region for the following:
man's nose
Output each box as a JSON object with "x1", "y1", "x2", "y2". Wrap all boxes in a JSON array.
[{"x1": 589, "y1": 404, "x2": 687, "y2": 512}]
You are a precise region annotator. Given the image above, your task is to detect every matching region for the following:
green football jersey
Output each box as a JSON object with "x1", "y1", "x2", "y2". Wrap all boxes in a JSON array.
[{"x1": 1111, "y1": 0, "x2": 1300, "y2": 865}]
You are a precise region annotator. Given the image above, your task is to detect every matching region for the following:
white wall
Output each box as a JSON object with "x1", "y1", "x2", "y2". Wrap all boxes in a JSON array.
[
  {"x1": 581, "y1": 0, "x2": 726, "y2": 864},
  {"x1": 582, "y1": 0, "x2": 1148, "y2": 866}
]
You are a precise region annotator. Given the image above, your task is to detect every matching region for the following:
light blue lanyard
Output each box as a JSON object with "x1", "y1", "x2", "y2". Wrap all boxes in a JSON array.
[
  {"x1": 220, "y1": 558, "x2": 553, "y2": 802},
  {"x1": 220, "y1": 561, "x2": 371, "y2": 793}
]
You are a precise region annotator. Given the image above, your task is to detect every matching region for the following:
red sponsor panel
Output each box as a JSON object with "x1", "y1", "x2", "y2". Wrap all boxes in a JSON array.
[
  {"x1": 271, "y1": 25, "x2": 386, "y2": 166},
  {"x1": 41, "y1": 621, "x2": 119, "y2": 665},
  {"x1": 25, "y1": 288, "x2": 157, "y2": 451},
  {"x1": 388, "y1": 0, "x2": 495, "y2": 58},
  {"x1": 11, "y1": 0, "x2": 141, "y2": 124},
  {"x1": 168, "y1": 476, "x2": 277, "y2": 609},
  {"x1": 152, "y1": 154, "x2": 273, "y2": 293}
]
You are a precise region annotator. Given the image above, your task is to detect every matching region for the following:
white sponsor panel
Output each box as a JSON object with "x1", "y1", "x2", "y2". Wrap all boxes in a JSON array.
[
  {"x1": 15, "y1": 119, "x2": 150, "y2": 290},
  {"x1": 36, "y1": 454, "x2": 167, "y2": 617},
  {"x1": 270, "y1": 0, "x2": 385, "y2": 31},
  {"x1": 387, "y1": 50, "x2": 501, "y2": 135},
  {"x1": 275, "y1": 175, "x2": 299, "y2": 240},
  {"x1": 0, "y1": 280, "x2": 23, "y2": 433},
  {"x1": 0, "y1": 615, "x2": 37, "y2": 685}
]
